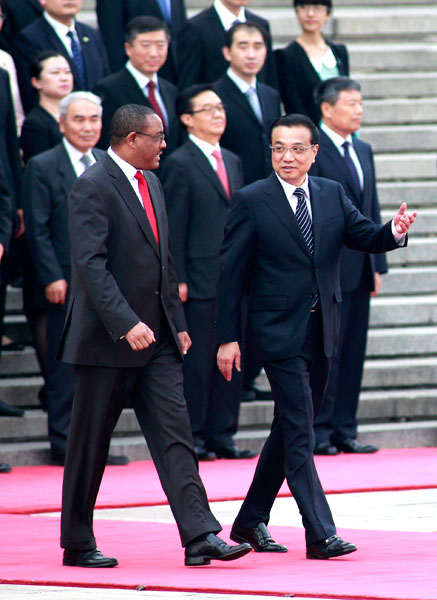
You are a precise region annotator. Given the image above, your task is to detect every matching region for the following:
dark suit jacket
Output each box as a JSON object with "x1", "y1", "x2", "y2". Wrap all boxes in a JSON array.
[
  {"x1": 275, "y1": 40, "x2": 349, "y2": 124},
  {"x1": 22, "y1": 142, "x2": 104, "y2": 292},
  {"x1": 0, "y1": 158, "x2": 13, "y2": 252},
  {"x1": 213, "y1": 74, "x2": 281, "y2": 185},
  {"x1": 13, "y1": 17, "x2": 110, "y2": 113},
  {"x1": 162, "y1": 139, "x2": 244, "y2": 299},
  {"x1": 217, "y1": 173, "x2": 401, "y2": 362},
  {"x1": 59, "y1": 153, "x2": 186, "y2": 368},
  {"x1": 309, "y1": 129, "x2": 388, "y2": 293},
  {"x1": 0, "y1": 68, "x2": 22, "y2": 220},
  {"x1": 0, "y1": 0, "x2": 43, "y2": 54},
  {"x1": 96, "y1": 0, "x2": 186, "y2": 83},
  {"x1": 177, "y1": 6, "x2": 278, "y2": 90},
  {"x1": 20, "y1": 105, "x2": 62, "y2": 165},
  {"x1": 93, "y1": 67, "x2": 179, "y2": 158}
]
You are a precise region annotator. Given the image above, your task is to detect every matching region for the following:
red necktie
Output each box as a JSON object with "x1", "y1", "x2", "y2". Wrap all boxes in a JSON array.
[
  {"x1": 135, "y1": 171, "x2": 160, "y2": 246},
  {"x1": 212, "y1": 149, "x2": 230, "y2": 197},
  {"x1": 147, "y1": 81, "x2": 166, "y2": 129}
]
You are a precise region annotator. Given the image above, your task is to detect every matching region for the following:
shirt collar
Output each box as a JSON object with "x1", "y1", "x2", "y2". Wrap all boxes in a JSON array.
[
  {"x1": 320, "y1": 122, "x2": 353, "y2": 151},
  {"x1": 126, "y1": 61, "x2": 159, "y2": 90},
  {"x1": 213, "y1": 0, "x2": 246, "y2": 30},
  {"x1": 44, "y1": 11, "x2": 76, "y2": 38},
  {"x1": 275, "y1": 172, "x2": 310, "y2": 201},
  {"x1": 108, "y1": 146, "x2": 138, "y2": 182},
  {"x1": 188, "y1": 134, "x2": 221, "y2": 158},
  {"x1": 226, "y1": 67, "x2": 256, "y2": 94},
  {"x1": 63, "y1": 137, "x2": 90, "y2": 166}
]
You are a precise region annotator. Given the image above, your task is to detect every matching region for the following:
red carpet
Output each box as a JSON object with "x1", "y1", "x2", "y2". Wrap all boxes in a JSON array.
[
  {"x1": 1, "y1": 448, "x2": 436, "y2": 514},
  {"x1": 0, "y1": 514, "x2": 436, "y2": 600}
]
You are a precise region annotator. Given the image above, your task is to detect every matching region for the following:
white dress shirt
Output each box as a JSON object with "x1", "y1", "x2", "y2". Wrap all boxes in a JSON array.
[
  {"x1": 320, "y1": 122, "x2": 364, "y2": 190},
  {"x1": 214, "y1": 0, "x2": 246, "y2": 29},
  {"x1": 107, "y1": 146, "x2": 144, "y2": 208},
  {"x1": 44, "y1": 12, "x2": 79, "y2": 58},
  {"x1": 125, "y1": 61, "x2": 169, "y2": 127},
  {"x1": 188, "y1": 134, "x2": 222, "y2": 170},
  {"x1": 63, "y1": 138, "x2": 96, "y2": 178}
]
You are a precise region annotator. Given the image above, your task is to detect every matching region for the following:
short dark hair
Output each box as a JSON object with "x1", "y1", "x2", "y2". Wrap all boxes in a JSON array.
[
  {"x1": 176, "y1": 84, "x2": 216, "y2": 120},
  {"x1": 294, "y1": 0, "x2": 332, "y2": 10},
  {"x1": 314, "y1": 76, "x2": 361, "y2": 109},
  {"x1": 110, "y1": 104, "x2": 157, "y2": 146},
  {"x1": 29, "y1": 50, "x2": 65, "y2": 79},
  {"x1": 224, "y1": 21, "x2": 269, "y2": 49},
  {"x1": 124, "y1": 15, "x2": 170, "y2": 45},
  {"x1": 269, "y1": 114, "x2": 319, "y2": 145}
]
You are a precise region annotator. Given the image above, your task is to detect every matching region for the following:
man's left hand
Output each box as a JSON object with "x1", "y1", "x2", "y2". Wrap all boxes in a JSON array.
[
  {"x1": 371, "y1": 272, "x2": 381, "y2": 297},
  {"x1": 394, "y1": 202, "x2": 417, "y2": 234},
  {"x1": 177, "y1": 331, "x2": 191, "y2": 355}
]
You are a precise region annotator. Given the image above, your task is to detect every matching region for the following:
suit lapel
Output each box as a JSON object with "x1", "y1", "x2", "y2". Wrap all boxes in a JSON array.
[
  {"x1": 186, "y1": 141, "x2": 230, "y2": 203},
  {"x1": 320, "y1": 131, "x2": 361, "y2": 205},
  {"x1": 57, "y1": 144, "x2": 78, "y2": 198},
  {"x1": 121, "y1": 69, "x2": 151, "y2": 104},
  {"x1": 223, "y1": 76, "x2": 263, "y2": 128},
  {"x1": 352, "y1": 137, "x2": 371, "y2": 213}
]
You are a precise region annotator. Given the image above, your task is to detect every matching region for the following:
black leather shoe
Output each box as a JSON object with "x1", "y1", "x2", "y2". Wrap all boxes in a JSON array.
[
  {"x1": 336, "y1": 438, "x2": 378, "y2": 454},
  {"x1": 106, "y1": 453, "x2": 129, "y2": 465},
  {"x1": 1, "y1": 340, "x2": 25, "y2": 351},
  {"x1": 0, "y1": 399, "x2": 24, "y2": 417},
  {"x1": 214, "y1": 445, "x2": 258, "y2": 459},
  {"x1": 0, "y1": 463, "x2": 11, "y2": 473},
  {"x1": 314, "y1": 442, "x2": 339, "y2": 456},
  {"x1": 63, "y1": 548, "x2": 118, "y2": 567},
  {"x1": 194, "y1": 446, "x2": 217, "y2": 461},
  {"x1": 185, "y1": 533, "x2": 252, "y2": 566},
  {"x1": 306, "y1": 535, "x2": 357, "y2": 559},
  {"x1": 231, "y1": 522, "x2": 288, "y2": 552}
]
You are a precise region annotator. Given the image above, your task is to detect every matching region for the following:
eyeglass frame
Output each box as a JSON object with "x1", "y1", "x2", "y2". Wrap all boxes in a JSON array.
[
  {"x1": 270, "y1": 144, "x2": 315, "y2": 156},
  {"x1": 187, "y1": 103, "x2": 227, "y2": 116},
  {"x1": 132, "y1": 131, "x2": 165, "y2": 143}
]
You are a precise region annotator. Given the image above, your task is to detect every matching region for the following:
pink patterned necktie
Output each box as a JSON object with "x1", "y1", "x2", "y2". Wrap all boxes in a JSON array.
[
  {"x1": 212, "y1": 149, "x2": 230, "y2": 197},
  {"x1": 135, "y1": 171, "x2": 160, "y2": 246}
]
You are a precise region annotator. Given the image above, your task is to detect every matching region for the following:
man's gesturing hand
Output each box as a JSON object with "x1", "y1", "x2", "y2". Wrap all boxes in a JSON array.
[
  {"x1": 125, "y1": 322, "x2": 156, "y2": 351},
  {"x1": 394, "y1": 202, "x2": 417, "y2": 234},
  {"x1": 177, "y1": 331, "x2": 191, "y2": 355},
  {"x1": 217, "y1": 342, "x2": 241, "y2": 381}
]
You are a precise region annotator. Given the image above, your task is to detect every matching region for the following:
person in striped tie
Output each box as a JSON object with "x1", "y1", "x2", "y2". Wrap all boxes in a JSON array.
[{"x1": 216, "y1": 113, "x2": 416, "y2": 558}]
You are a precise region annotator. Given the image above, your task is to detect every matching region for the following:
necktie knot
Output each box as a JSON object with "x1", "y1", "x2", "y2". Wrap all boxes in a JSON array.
[
  {"x1": 135, "y1": 170, "x2": 145, "y2": 183},
  {"x1": 147, "y1": 80, "x2": 155, "y2": 92},
  {"x1": 294, "y1": 187, "x2": 305, "y2": 201},
  {"x1": 80, "y1": 154, "x2": 93, "y2": 169}
]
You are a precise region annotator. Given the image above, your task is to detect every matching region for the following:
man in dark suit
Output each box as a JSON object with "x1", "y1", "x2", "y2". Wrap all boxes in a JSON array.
[
  {"x1": 58, "y1": 103, "x2": 252, "y2": 568},
  {"x1": 216, "y1": 114, "x2": 416, "y2": 557},
  {"x1": 162, "y1": 84, "x2": 255, "y2": 461},
  {"x1": 22, "y1": 91, "x2": 127, "y2": 466},
  {"x1": 214, "y1": 22, "x2": 281, "y2": 187},
  {"x1": 13, "y1": 0, "x2": 110, "y2": 113},
  {"x1": 96, "y1": 0, "x2": 186, "y2": 84},
  {"x1": 0, "y1": 0, "x2": 43, "y2": 54},
  {"x1": 93, "y1": 16, "x2": 179, "y2": 168},
  {"x1": 177, "y1": 0, "x2": 277, "y2": 90},
  {"x1": 310, "y1": 77, "x2": 386, "y2": 455}
]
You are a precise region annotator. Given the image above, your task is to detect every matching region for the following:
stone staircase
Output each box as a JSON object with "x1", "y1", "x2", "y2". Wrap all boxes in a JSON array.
[{"x1": 1, "y1": 1, "x2": 436, "y2": 465}]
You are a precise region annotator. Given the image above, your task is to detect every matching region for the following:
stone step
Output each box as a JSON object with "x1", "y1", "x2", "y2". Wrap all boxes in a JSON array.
[
  {"x1": 380, "y1": 208, "x2": 437, "y2": 236},
  {"x1": 362, "y1": 98, "x2": 437, "y2": 126},
  {"x1": 0, "y1": 377, "x2": 44, "y2": 407},
  {"x1": 358, "y1": 72, "x2": 437, "y2": 99},
  {"x1": 369, "y1": 294, "x2": 437, "y2": 328},
  {"x1": 362, "y1": 356, "x2": 437, "y2": 389},
  {"x1": 378, "y1": 182, "x2": 436, "y2": 208},
  {"x1": 385, "y1": 238, "x2": 437, "y2": 267},
  {"x1": 374, "y1": 153, "x2": 436, "y2": 181},
  {"x1": 379, "y1": 266, "x2": 437, "y2": 296},
  {"x1": 0, "y1": 348, "x2": 40, "y2": 377},
  {"x1": 348, "y1": 43, "x2": 437, "y2": 73},
  {"x1": 3, "y1": 314, "x2": 32, "y2": 345},
  {"x1": 362, "y1": 124, "x2": 437, "y2": 153},
  {"x1": 356, "y1": 420, "x2": 437, "y2": 448},
  {"x1": 5, "y1": 286, "x2": 23, "y2": 313},
  {"x1": 366, "y1": 325, "x2": 437, "y2": 358},
  {"x1": 357, "y1": 388, "x2": 437, "y2": 421}
]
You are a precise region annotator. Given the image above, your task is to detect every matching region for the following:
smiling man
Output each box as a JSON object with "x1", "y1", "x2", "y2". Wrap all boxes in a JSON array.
[
  {"x1": 58, "y1": 103, "x2": 252, "y2": 569},
  {"x1": 215, "y1": 113, "x2": 416, "y2": 559}
]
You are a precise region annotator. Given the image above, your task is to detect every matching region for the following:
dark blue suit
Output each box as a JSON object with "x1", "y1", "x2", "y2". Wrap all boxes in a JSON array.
[
  {"x1": 310, "y1": 129, "x2": 388, "y2": 445},
  {"x1": 216, "y1": 172, "x2": 400, "y2": 544}
]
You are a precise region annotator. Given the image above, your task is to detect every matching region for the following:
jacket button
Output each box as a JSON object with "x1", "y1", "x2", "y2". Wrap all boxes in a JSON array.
[{"x1": 155, "y1": 290, "x2": 159, "y2": 296}]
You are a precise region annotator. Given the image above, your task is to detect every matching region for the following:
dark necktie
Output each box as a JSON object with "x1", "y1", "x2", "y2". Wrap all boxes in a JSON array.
[
  {"x1": 294, "y1": 187, "x2": 313, "y2": 255},
  {"x1": 67, "y1": 30, "x2": 86, "y2": 88},
  {"x1": 212, "y1": 149, "x2": 230, "y2": 197},
  {"x1": 342, "y1": 140, "x2": 361, "y2": 197},
  {"x1": 146, "y1": 81, "x2": 166, "y2": 129},
  {"x1": 135, "y1": 171, "x2": 160, "y2": 246}
]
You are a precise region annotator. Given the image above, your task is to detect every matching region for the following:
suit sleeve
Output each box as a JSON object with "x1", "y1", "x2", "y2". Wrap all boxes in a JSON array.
[
  {"x1": 216, "y1": 191, "x2": 256, "y2": 344},
  {"x1": 22, "y1": 158, "x2": 64, "y2": 287},
  {"x1": 96, "y1": 0, "x2": 126, "y2": 72},
  {"x1": 177, "y1": 21, "x2": 204, "y2": 89},
  {"x1": 68, "y1": 174, "x2": 141, "y2": 341},
  {"x1": 0, "y1": 158, "x2": 12, "y2": 252}
]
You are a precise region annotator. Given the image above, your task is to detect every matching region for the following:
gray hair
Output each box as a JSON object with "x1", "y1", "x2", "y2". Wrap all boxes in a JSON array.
[{"x1": 59, "y1": 91, "x2": 102, "y2": 119}]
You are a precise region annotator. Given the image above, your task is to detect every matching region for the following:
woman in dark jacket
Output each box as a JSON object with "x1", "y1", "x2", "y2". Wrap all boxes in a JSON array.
[{"x1": 275, "y1": 0, "x2": 349, "y2": 124}]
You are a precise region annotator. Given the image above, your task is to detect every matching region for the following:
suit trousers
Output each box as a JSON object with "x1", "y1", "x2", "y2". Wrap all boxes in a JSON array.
[
  {"x1": 182, "y1": 298, "x2": 242, "y2": 450},
  {"x1": 314, "y1": 276, "x2": 371, "y2": 445},
  {"x1": 61, "y1": 324, "x2": 221, "y2": 551},
  {"x1": 234, "y1": 308, "x2": 336, "y2": 546}
]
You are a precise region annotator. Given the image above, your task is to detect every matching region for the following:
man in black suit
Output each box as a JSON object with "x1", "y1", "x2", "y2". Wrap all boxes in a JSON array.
[
  {"x1": 58, "y1": 103, "x2": 252, "y2": 568},
  {"x1": 96, "y1": 0, "x2": 186, "y2": 84},
  {"x1": 310, "y1": 77, "x2": 386, "y2": 455},
  {"x1": 0, "y1": 0, "x2": 43, "y2": 54},
  {"x1": 216, "y1": 114, "x2": 416, "y2": 557},
  {"x1": 162, "y1": 84, "x2": 255, "y2": 461},
  {"x1": 22, "y1": 91, "x2": 128, "y2": 466},
  {"x1": 93, "y1": 16, "x2": 179, "y2": 169},
  {"x1": 177, "y1": 0, "x2": 277, "y2": 90},
  {"x1": 13, "y1": 0, "x2": 110, "y2": 113}
]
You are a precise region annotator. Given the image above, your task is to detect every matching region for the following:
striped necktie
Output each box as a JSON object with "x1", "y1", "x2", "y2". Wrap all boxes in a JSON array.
[
  {"x1": 294, "y1": 187, "x2": 313, "y2": 255},
  {"x1": 67, "y1": 30, "x2": 86, "y2": 88}
]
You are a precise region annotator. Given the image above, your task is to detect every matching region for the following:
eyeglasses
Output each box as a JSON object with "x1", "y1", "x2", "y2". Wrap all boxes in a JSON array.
[
  {"x1": 270, "y1": 144, "x2": 315, "y2": 156},
  {"x1": 296, "y1": 4, "x2": 328, "y2": 12},
  {"x1": 133, "y1": 131, "x2": 165, "y2": 142},
  {"x1": 189, "y1": 104, "x2": 226, "y2": 116}
]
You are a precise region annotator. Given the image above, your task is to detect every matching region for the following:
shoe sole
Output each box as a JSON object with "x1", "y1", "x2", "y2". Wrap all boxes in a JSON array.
[
  {"x1": 63, "y1": 558, "x2": 118, "y2": 568},
  {"x1": 306, "y1": 546, "x2": 357, "y2": 560},
  {"x1": 185, "y1": 545, "x2": 252, "y2": 566},
  {"x1": 230, "y1": 531, "x2": 288, "y2": 553}
]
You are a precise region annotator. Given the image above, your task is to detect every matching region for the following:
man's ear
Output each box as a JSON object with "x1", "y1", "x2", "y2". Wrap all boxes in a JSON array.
[
  {"x1": 222, "y1": 46, "x2": 231, "y2": 63},
  {"x1": 180, "y1": 113, "x2": 192, "y2": 130}
]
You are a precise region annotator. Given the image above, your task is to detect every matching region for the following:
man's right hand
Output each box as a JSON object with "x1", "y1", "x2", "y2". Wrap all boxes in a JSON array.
[
  {"x1": 125, "y1": 322, "x2": 156, "y2": 351},
  {"x1": 45, "y1": 279, "x2": 68, "y2": 305},
  {"x1": 178, "y1": 282, "x2": 188, "y2": 303},
  {"x1": 217, "y1": 342, "x2": 241, "y2": 381}
]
